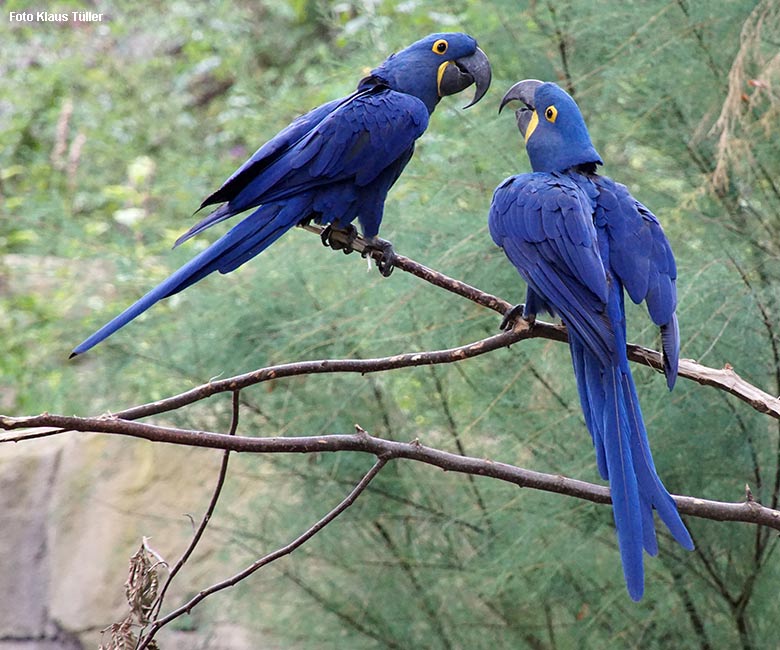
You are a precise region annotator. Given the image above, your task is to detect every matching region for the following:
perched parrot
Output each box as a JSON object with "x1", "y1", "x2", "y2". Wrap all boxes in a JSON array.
[
  {"x1": 71, "y1": 33, "x2": 491, "y2": 357},
  {"x1": 489, "y1": 80, "x2": 693, "y2": 601}
]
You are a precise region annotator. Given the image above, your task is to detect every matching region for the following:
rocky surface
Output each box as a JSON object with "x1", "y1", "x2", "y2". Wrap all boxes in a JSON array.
[
  {"x1": 0, "y1": 440, "x2": 83, "y2": 650},
  {"x1": 0, "y1": 433, "x2": 258, "y2": 650}
]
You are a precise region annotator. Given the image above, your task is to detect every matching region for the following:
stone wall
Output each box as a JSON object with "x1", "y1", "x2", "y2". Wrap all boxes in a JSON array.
[{"x1": 0, "y1": 434, "x2": 258, "y2": 650}]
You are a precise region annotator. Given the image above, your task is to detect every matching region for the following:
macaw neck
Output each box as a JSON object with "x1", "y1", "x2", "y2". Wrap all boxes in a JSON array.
[
  {"x1": 363, "y1": 61, "x2": 440, "y2": 114},
  {"x1": 570, "y1": 161, "x2": 600, "y2": 177},
  {"x1": 526, "y1": 121, "x2": 603, "y2": 173}
]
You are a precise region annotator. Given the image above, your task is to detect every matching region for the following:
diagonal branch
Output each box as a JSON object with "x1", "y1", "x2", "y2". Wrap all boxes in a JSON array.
[
  {"x1": 1, "y1": 414, "x2": 778, "y2": 532},
  {"x1": 101, "y1": 335, "x2": 780, "y2": 425},
  {"x1": 300, "y1": 223, "x2": 511, "y2": 315},
  {"x1": 136, "y1": 455, "x2": 387, "y2": 650}
]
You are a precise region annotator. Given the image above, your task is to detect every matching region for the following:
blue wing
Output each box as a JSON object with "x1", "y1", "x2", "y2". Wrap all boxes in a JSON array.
[
  {"x1": 176, "y1": 87, "x2": 429, "y2": 245},
  {"x1": 197, "y1": 95, "x2": 353, "y2": 212},
  {"x1": 489, "y1": 172, "x2": 614, "y2": 363},
  {"x1": 593, "y1": 177, "x2": 679, "y2": 388}
]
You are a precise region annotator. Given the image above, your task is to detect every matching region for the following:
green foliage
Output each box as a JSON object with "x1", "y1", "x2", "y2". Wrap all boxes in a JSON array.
[{"x1": 3, "y1": 0, "x2": 780, "y2": 648}]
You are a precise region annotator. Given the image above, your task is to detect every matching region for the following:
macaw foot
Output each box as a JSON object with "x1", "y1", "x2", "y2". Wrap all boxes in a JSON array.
[
  {"x1": 320, "y1": 223, "x2": 358, "y2": 255},
  {"x1": 363, "y1": 237, "x2": 396, "y2": 277},
  {"x1": 499, "y1": 304, "x2": 535, "y2": 331}
]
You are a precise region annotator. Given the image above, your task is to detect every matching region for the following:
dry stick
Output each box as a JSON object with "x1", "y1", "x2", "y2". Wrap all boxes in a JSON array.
[
  {"x1": 308, "y1": 223, "x2": 780, "y2": 418},
  {"x1": 136, "y1": 456, "x2": 388, "y2": 650},
  {"x1": 116, "y1": 323, "x2": 543, "y2": 421},
  {"x1": 2, "y1": 413, "x2": 778, "y2": 532},
  {"x1": 147, "y1": 390, "x2": 240, "y2": 623},
  {"x1": 4, "y1": 336, "x2": 778, "y2": 444},
  {"x1": 0, "y1": 327, "x2": 539, "y2": 447},
  {"x1": 106, "y1": 340, "x2": 779, "y2": 423}
]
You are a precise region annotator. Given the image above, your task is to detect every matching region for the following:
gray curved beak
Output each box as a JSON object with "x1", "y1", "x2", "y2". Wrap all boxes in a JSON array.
[
  {"x1": 499, "y1": 79, "x2": 543, "y2": 138},
  {"x1": 438, "y1": 47, "x2": 492, "y2": 108}
]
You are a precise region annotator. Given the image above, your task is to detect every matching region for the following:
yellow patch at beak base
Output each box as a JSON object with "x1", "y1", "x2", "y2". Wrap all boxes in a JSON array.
[
  {"x1": 436, "y1": 61, "x2": 451, "y2": 97},
  {"x1": 524, "y1": 110, "x2": 539, "y2": 143}
]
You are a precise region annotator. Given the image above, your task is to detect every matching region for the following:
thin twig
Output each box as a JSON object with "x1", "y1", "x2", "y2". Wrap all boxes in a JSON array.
[
  {"x1": 109, "y1": 324, "x2": 552, "y2": 421},
  {"x1": 146, "y1": 390, "x2": 240, "y2": 623},
  {"x1": 57, "y1": 337, "x2": 780, "y2": 433},
  {"x1": 136, "y1": 455, "x2": 387, "y2": 649}
]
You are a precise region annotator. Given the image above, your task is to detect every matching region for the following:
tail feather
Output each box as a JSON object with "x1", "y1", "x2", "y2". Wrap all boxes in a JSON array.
[
  {"x1": 603, "y1": 364, "x2": 645, "y2": 601},
  {"x1": 71, "y1": 202, "x2": 302, "y2": 356},
  {"x1": 215, "y1": 202, "x2": 303, "y2": 273},
  {"x1": 622, "y1": 371, "x2": 694, "y2": 551},
  {"x1": 174, "y1": 202, "x2": 234, "y2": 248},
  {"x1": 569, "y1": 333, "x2": 693, "y2": 601},
  {"x1": 638, "y1": 492, "x2": 659, "y2": 556},
  {"x1": 571, "y1": 340, "x2": 608, "y2": 479}
]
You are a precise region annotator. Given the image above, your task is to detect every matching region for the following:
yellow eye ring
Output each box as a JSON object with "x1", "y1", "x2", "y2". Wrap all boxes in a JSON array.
[
  {"x1": 544, "y1": 105, "x2": 558, "y2": 122},
  {"x1": 432, "y1": 39, "x2": 448, "y2": 55}
]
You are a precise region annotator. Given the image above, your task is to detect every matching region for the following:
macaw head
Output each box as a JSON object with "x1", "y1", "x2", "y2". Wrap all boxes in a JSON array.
[
  {"x1": 367, "y1": 33, "x2": 491, "y2": 113},
  {"x1": 499, "y1": 79, "x2": 602, "y2": 173}
]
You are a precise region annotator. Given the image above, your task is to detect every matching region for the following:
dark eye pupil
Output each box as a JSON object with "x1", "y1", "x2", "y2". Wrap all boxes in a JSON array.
[
  {"x1": 546, "y1": 109, "x2": 553, "y2": 118},
  {"x1": 437, "y1": 43, "x2": 446, "y2": 52}
]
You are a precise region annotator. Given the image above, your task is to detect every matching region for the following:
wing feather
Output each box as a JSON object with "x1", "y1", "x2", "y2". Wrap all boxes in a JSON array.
[
  {"x1": 594, "y1": 176, "x2": 679, "y2": 388},
  {"x1": 177, "y1": 89, "x2": 429, "y2": 246},
  {"x1": 489, "y1": 173, "x2": 615, "y2": 363}
]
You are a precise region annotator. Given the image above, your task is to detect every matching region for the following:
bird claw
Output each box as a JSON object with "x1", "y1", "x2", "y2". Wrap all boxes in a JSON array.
[
  {"x1": 320, "y1": 223, "x2": 358, "y2": 254},
  {"x1": 500, "y1": 304, "x2": 533, "y2": 331},
  {"x1": 363, "y1": 238, "x2": 396, "y2": 277}
]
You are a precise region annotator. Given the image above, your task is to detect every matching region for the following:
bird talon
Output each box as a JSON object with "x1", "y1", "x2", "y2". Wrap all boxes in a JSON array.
[
  {"x1": 320, "y1": 224, "x2": 334, "y2": 247},
  {"x1": 321, "y1": 224, "x2": 359, "y2": 253},
  {"x1": 499, "y1": 304, "x2": 530, "y2": 331},
  {"x1": 365, "y1": 238, "x2": 396, "y2": 277},
  {"x1": 377, "y1": 255, "x2": 395, "y2": 277}
]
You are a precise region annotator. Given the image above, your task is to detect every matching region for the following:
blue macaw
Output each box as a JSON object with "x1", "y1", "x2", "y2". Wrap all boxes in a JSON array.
[
  {"x1": 71, "y1": 33, "x2": 491, "y2": 357},
  {"x1": 489, "y1": 80, "x2": 693, "y2": 601}
]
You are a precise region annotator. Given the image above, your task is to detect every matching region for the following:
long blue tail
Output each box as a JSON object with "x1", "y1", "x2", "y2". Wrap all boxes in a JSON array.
[
  {"x1": 570, "y1": 335, "x2": 693, "y2": 601},
  {"x1": 71, "y1": 200, "x2": 306, "y2": 356}
]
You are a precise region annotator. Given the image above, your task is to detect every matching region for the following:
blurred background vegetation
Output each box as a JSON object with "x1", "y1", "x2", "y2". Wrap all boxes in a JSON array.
[{"x1": 2, "y1": 0, "x2": 780, "y2": 648}]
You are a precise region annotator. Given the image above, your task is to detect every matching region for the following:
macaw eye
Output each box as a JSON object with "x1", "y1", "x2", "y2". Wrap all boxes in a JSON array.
[
  {"x1": 544, "y1": 106, "x2": 558, "y2": 122},
  {"x1": 432, "y1": 39, "x2": 448, "y2": 55}
]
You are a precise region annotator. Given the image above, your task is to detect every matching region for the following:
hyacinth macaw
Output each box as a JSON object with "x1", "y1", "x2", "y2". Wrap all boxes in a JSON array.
[
  {"x1": 489, "y1": 80, "x2": 693, "y2": 601},
  {"x1": 71, "y1": 33, "x2": 491, "y2": 357}
]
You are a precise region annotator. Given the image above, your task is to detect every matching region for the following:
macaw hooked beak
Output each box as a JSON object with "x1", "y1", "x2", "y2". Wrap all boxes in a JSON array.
[
  {"x1": 437, "y1": 47, "x2": 492, "y2": 108},
  {"x1": 499, "y1": 79, "x2": 543, "y2": 139}
]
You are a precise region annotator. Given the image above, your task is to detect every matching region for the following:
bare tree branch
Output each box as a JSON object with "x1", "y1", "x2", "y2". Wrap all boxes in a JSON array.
[
  {"x1": 300, "y1": 223, "x2": 512, "y2": 315},
  {"x1": 1, "y1": 414, "x2": 778, "y2": 532},
  {"x1": 99, "y1": 338, "x2": 780, "y2": 426},
  {"x1": 136, "y1": 454, "x2": 388, "y2": 650},
  {"x1": 110, "y1": 324, "x2": 544, "y2": 421},
  {"x1": 5, "y1": 333, "x2": 778, "y2": 445}
]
